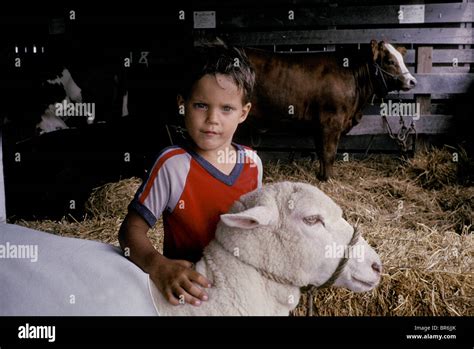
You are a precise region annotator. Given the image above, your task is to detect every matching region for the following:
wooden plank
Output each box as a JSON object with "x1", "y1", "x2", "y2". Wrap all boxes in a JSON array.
[
  {"x1": 239, "y1": 133, "x2": 413, "y2": 152},
  {"x1": 0, "y1": 130, "x2": 5, "y2": 223},
  {"x1": 217, "y1": 3, "x2": 474, "y2": 28},
  {"x1": 386, "y1": 93, "x2": 454, "y2": 100},
  {"x1": 364, "y1": 103, "x2": 451, "y2": 115},
  {"x1": 335, "y1": 74, "x2": 472, "y2": 95},
  {"x1": 425, "y1": 3, "x2": 474, "y2": 23},
  {"x1": 400, "y1": 73, "x2": 474, "y2": 94},
  {"x1": 429, "y1": 66, "x2": 471, "y2": 74},
  {"x1": 235, "y1": 115, "x2": 452, "y2": 153},
  {"x1": 88, "y1": 75, "x2": 474, "y2": 95},
  {"x1": 401, "y1": 49, "x2": 474, "y2": 64},
  {"x1": 416, "y1": 47, "x2": 433, "y2": 115},
  {"x1": 338, "y1": 135, "x2": 413, "y2": 152},
  {"x1": 202, "y1": 28, "x2": 474, "y2": 46},
  {"x1": 239, "y1": 133, "x2": 314, "y2": 149},
  {"x1": 347, "y1": 115, "x2": 453, "y2": 136},
  {"x1": 265, "y1": 48, "x2": 474, "y2": 65},
  {"x1": 250, "y1": 48, "x2": 474, "y2": 64}
]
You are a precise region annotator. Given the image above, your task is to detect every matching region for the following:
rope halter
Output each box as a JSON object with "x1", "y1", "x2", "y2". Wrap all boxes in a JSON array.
[{"x1": 372, "y1": 62, "x2": 412, "y2": 95}]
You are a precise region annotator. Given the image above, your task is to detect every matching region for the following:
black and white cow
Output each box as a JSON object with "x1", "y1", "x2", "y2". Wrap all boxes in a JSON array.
[
  {"x1": 36, "y1": 67, "x2": 129, "y2": 135},
  {"x1": 1, "y1": 48, "x2": 134, "y2": 220}
]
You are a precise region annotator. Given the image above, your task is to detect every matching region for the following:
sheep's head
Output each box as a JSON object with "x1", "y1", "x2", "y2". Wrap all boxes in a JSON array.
[{"x1": 216, "y1": 181, "x2": 382, "y2": 293}]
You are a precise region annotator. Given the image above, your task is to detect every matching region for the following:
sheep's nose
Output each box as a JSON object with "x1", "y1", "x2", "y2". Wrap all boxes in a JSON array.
[{"x1": 372, "y1": 262, "x2": 382, "y2": 274}]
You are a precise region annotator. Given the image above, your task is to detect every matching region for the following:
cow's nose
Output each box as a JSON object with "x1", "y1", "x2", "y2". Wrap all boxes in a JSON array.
[
  {"x1": 372, "y1": 262, "x2": 382, "y2": 274},
  {"x1": 409, "y1": 78, "x2": 417, "y2": 87}
]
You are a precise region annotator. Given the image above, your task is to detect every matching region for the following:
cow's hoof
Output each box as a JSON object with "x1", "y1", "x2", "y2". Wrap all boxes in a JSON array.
[{"x1": 317, "y1": 172, "x2": 329, "y2": 181}]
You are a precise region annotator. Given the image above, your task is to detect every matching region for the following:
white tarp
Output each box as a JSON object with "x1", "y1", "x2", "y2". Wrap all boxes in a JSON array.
[
  {"x1": 0, "y1": 223, "x2": 159, "y2": 316},
  {"x1": 0, "y1": 131, "x2": 5, "y2": 223}
]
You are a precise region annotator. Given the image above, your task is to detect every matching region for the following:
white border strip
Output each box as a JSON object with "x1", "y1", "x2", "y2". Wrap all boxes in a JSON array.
[{"x1": 0, "y1": 130, "x2": 5, "y2": 223}]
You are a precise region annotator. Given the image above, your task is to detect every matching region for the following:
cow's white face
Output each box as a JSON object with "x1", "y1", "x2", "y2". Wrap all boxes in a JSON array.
[
  {"x1": 371, "y1": 40, "x2": 417, "y2": 91},
  {"x1": 384, "y1": 43, "x2": 417, "y2": 90},
  {"x1": 218, "y1": 182, "x2": 382, "y2": 293}
]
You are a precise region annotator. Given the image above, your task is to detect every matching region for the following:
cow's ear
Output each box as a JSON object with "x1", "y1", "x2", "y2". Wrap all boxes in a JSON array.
[
  {"x1": 370, "y1": 39, "x2": 379, "y2": 62},
  {"x1": 396, "y1": 46, "x2": 407, "y2": 56}
]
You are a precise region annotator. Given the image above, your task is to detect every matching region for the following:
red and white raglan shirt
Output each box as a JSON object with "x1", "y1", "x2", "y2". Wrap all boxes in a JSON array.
[{"x1": 129, "y1": 142, "x2": 263, "y2": 262}]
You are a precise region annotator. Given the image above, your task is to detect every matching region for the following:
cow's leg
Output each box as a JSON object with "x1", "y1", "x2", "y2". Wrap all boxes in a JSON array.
[
  {"x1": 315, "y1": 114, "x2": 343, "y2": 181},
  {"x1": 317, "y1": 130, "x2": 340, "y2": 180}
]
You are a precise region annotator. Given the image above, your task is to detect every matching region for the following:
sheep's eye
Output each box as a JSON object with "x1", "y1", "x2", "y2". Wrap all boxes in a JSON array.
[{"x1": 303, "y1": 215, "x2": 325, "y2": 226}]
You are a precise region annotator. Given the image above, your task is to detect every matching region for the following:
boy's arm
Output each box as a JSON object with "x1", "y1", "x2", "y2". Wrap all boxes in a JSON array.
[{"x1": 118, "y1": 210, "x2": 211, "y2": 306}]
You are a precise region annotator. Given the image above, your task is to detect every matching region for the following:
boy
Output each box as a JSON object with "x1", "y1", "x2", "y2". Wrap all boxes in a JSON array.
[{"x1": 118, "y1": 46, "x2": 262, "y2": 307}]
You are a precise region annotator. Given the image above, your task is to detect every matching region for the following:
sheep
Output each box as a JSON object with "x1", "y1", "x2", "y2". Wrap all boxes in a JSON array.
[
  {"x1": 153, "y1": 181, "x2": 382, "y2": 315},
  {"x1": 0, "y1": 181, "x2": 381, "y2": 316}
]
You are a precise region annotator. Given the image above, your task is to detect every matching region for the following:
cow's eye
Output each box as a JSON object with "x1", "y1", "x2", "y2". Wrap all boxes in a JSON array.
[
  {"x1": 388, "y1": 60, "x2": 395, "y2": 65},
  {"x1": 303, "y1": 215, "x2": 325, "y2": 226}
]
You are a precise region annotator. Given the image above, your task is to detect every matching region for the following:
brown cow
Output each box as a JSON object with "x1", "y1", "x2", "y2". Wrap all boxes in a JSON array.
[{"x1": 245, "y1": 40, "x2": 417, "y2": 180}]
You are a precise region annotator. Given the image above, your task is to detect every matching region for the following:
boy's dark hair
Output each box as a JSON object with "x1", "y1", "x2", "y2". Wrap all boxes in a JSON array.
[{"x1": 179, "y1": 45, "x2": 256, "y2": 103}]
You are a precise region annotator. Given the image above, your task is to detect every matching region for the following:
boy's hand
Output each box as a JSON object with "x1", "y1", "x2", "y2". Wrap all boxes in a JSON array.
[{"x1": 150, "y1": 257, "x2": 212, "y2": 306}]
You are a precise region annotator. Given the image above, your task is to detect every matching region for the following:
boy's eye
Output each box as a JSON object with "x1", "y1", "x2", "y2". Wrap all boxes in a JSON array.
[
  {"x1": 222, "y1": 106, "x2": 234, "y2": 112},
  {"x1": 194, "y1": 103, "x2": 207, "y2": 110}
]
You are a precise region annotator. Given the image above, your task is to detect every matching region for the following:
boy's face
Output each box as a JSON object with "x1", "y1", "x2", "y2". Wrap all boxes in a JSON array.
[{"x1": 178, "y1": 73, "x2": 251, "y2": 154}]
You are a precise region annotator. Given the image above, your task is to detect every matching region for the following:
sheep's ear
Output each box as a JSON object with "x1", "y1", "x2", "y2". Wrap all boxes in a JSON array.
[{"x1": 220, "y1": 206, "x2": 273, "y2": 229}]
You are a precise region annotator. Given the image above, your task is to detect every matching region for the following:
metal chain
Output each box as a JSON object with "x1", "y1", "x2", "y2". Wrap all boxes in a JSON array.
[{"x1": 381, "y1": 99, "x2": 417, "y2": 152}]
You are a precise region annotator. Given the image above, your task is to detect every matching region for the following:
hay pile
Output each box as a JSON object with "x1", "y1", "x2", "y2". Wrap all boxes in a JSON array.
[
  {"x1": 84, "y1": 178, "x2": 142, "y2": 219},
  {"x1": 401, "y1": 145, "x2": 474, "y2": 188},
  {"x1": 15, "y1": 147, "x2": 473, "y2": 316},
  {"x1": 17, "y1": 178, "x2": 163, "y2": 251},
  {"x1": 400, "y1": 146, "x2": 458, "y2": 189}
]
